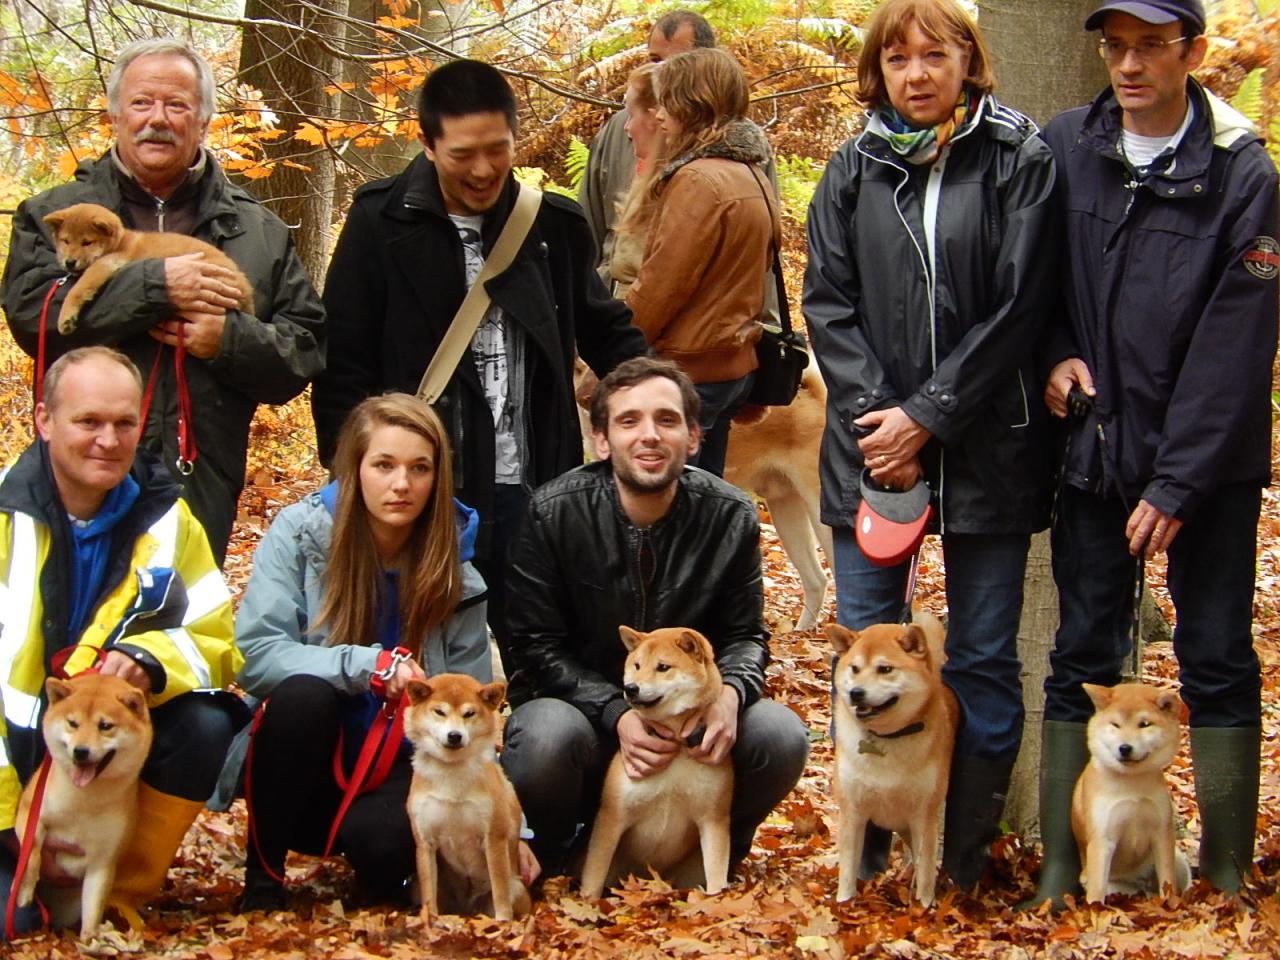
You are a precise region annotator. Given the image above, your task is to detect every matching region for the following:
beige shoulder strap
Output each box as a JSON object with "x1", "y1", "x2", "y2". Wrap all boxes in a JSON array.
[{"x1": 416, "y1": 181, "x2": 544, "y2": 404}]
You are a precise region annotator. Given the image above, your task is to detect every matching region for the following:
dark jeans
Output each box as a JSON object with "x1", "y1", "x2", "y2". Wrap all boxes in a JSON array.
[
  {"x1": 1047, "y1": 484, "x2": 1262, "y2": 727},
  {"x1": 244, "y1": 675, "x2": 415, "y2": 898},
  {"x1": 689, "y1": 373, "x2": 755, "y2": 478},
  {"x1": 500, "y1": 696, "x2": 809, "y2": 871},
  {"x1": 832, "y1": 526, "x2": 1029, "y2": 760},
  {"x1": 474, "y1": 483, "x2": 529, "y2": 675}
]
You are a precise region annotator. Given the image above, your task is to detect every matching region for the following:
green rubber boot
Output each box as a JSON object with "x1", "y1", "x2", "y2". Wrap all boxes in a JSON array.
[
  {"x1": 1018, "y1": 721, "x2": 1089, "y2": 911},
  {"x1": 1191, "y1": 726, "x2": 1260, "y2": 894}
]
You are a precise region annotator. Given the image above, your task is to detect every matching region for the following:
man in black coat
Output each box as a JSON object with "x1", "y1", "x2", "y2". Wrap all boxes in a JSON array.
[
  {"x1": 312, "y1": 60, "x2": 646, "y2": 664},
  {"x1": 1031, "y1": 0, "x2": 1278, "y2": 906},
  {"x1": 497, "y1": 357, "x2": 809, "y2": 879}
]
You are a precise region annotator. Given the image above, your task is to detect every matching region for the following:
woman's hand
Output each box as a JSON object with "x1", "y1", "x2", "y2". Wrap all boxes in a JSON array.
[
  {"x1": 855, "y1": 407, "x2": 930, "y2": 481},
  {"x1": 384, "y1": 658, "x2": 426, "y2": 702},
  {"x1": 871, "y1": 456, "x2": 924, "y2": 491},
  {"x1": 517, "y1": 841, "x2": 541, "y2": 887}
]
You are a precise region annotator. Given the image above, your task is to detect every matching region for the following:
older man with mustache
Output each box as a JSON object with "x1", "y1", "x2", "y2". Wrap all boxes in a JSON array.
[{"x1": 2, "y1": 38, "x2": 325, "y2": 567}]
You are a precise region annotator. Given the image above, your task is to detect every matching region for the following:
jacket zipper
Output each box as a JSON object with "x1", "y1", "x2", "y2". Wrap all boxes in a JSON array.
[{"x1": 154, "y1": 196, "x2": 166, "y2": 231}]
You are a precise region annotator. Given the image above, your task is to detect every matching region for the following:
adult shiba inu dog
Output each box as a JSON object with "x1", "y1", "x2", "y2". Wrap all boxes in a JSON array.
[
  {"x1": 15, "y1": 673, "x2": 152, "y2": 939},
  {"x1": 580, "y1": 626, "x2": 734, "y2": 899},
  {"x1": 1073, "y1": 682, "x2": 1190, "y2": 903},
  {"x1": 43, "y1": 203, "x2": 254, "y2": 335},
  {"x1": 828, "y1": 612, "x2": 958, "y2": 905},
  {"x1": 403, "y1": 674, "x2": 529, "y2": 924}
]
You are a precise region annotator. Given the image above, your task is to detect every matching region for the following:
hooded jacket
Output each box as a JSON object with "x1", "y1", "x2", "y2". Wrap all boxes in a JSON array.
[
  {"x1": 626, "y1": 120, "x2": 780, "y2": 383},
  {"x1": 803, "y1": 94, "x2": 1058, "y2": 533},
  {"x1": 209, "y1": 488, "x2": 489, "y2": 809},
  {"x1": 311, "y1": 155, "x2": 648, "y2": 560},
  {"x1": 1042, "y1": 80, "x2": 1279, "y2": 519},
  {"x1": 0, "y1": 153, "x2": 327, "y2": 563},
  {"x1": 504, "y1": 461, "x2": 769, "y2": 734},
  {"x1": 0, "y1": 442, "x2": 238, "y2": 829}
]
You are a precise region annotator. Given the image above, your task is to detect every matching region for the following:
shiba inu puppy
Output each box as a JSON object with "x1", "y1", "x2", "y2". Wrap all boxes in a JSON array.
[
  {"x1": 43, "y1": 203, "x2": 254, "y2": 334},
  {"x1": 828, "y1": 612, "x2": 958, "y2": 905},
  {"x1": 1073, "y1": 682, "x2": 1190, "y2": 903},
  {"x1": 15, "y1": 673, "x2": 153, "y2": 939},
  {"x1": 403, "y1": 674, "x2": 529, "y2": 925},
  {"x1": 580, "y1": 626, "x2": 733, "y2": 899}
]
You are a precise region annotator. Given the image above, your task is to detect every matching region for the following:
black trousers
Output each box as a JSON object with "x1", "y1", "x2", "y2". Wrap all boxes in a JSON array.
[
  {"x1": 1047, "y1": 484, "x2": 1262, "y2": 727},
  {"x1": 244, "y1": 675, "x2": 415, "y2": 898}
]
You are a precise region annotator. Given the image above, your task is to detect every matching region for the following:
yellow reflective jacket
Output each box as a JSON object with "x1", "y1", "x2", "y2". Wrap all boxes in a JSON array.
[{"x1": 0, "y1": 443, "x2": 241, "y2": 830}]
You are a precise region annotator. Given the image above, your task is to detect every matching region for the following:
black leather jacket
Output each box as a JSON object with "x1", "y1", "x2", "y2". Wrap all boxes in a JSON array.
[
  {"x1": 505, "y1": 461, "x2": 769, "y2": 734},
  {"x1": 803, "y1": 94, "x2": 1057, "y2": 534}
]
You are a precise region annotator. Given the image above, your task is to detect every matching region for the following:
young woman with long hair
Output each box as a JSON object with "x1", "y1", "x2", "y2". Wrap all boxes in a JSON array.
[
  {"x1": 624, "y1": 47, "x2": 779, "y2": 477},
  {"x1": 221, "y1": 394, "x2": 529, "y2": 910}
]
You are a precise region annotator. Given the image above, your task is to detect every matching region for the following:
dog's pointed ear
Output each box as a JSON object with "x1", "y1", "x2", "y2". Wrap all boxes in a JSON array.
[
  {"x1": 43, "y1": 210, "x2": 66, "y2": 231},
  {"x1": 45, "y1": 676, "x2": 72, "y2": 703},
  {"x1": 676, "y1": 630, "x2": 705, "y2": 659},
  {"x1": 90, "y1": 209, "x2": 118, "y2": 238},
  {"x1": 1155, "y1": 688, "x2": 1184, "y2": 718},
  {"x1": 899, "y1": 625, "x2": 929, "y2": 659},
  {"x1": 479, "y1": 681, "x2": 507, "y2": 710},
  {"x1": 405, "y1": 679, "x2": 432, "y2": 705},
  {"x1": 1082, "y1": 683, "x2": 1112, "y2": 711},
  {"x1": 619, "y1": 625, "x2": 644, "y2": 652},
  {"x1": 117, "y1": 688, "x2": 148, "y2": 719},
  {"x1": 826, "y1": 624, "x2": 857, "y2": 655}
]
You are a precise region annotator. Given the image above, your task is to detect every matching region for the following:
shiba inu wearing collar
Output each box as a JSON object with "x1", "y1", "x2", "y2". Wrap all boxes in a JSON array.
[
  {"x1": 403, "y1": 673, "x2": 529, "y2": 925},
  {"x1": 828, "y1": 612, "x2": 958, "y2": 905},
  {"x1": 14, "y1": 673, "x2": 153, "y2": 939},
  {"x1": 1073, "y1": 682, "x2": 1190, "y2": 903},
  {"x1": 580, "y1": 626, "x2": 734, "y2": 898}
]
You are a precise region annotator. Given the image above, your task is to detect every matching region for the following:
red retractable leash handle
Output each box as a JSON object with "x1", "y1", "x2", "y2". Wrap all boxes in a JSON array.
[{"x1": 5, "y1": 646, "x2": 107, "y2": 939}]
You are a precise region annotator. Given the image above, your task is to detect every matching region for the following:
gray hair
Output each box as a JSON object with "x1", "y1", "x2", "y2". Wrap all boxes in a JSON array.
[{"x1": 106, "y1": 39, "x2": 216, "y2": 124}]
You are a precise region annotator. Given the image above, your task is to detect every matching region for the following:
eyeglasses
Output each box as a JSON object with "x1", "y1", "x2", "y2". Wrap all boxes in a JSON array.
[{"x1": 1097, "y1": 36, "x2": 1188, "y2": 62}]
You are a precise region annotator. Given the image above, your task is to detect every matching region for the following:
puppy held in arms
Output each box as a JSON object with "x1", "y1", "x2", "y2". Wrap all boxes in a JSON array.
[
  {"x1": 580, "y1": 626, "x2": 734, "y2": 899},
  {"x1": 14, "y1": 673, "x2": 153, "y2": 940},
  {"x1": 43, "y1": 202, "x2": 254, "y2": 335},
  {"x1": 403, "y1": 673, "x2": 530, "y2": 925},
  {"x1": 1073, "y1": 682, "x2": 1190, "y2": 903},
  {"x1": 828, "y1": 611, "x2": 958, "y2": 906}
]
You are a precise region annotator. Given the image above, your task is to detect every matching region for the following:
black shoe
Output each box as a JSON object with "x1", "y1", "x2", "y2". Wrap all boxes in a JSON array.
[{"x1": 239, "y1": 867, "x2": 288, "y2": 913}]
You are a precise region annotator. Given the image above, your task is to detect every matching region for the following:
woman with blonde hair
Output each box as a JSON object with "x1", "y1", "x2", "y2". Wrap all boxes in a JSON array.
[
  {"x1": 609, "y1": 62, "x2": 665, "y2": 296},
  {"x1": 222, "y1": 394, "x2": 529, "y2": 910},
  {"x1": 804, "y1": 0, "x2": 1056, "y2": 888},
  {"x1": 625, "y1": 47, "x2": 778, "y2": 476}
]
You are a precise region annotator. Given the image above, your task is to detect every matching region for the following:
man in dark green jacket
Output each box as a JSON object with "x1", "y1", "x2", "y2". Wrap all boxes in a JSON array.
[{"x1": 2, "y1": 39, "x2": 325, "y2": 566}]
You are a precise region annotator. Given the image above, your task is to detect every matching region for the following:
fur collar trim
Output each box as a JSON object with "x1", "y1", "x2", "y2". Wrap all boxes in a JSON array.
[{"x1": 657, "y1": 119, "x2": 771, "y2": 183}]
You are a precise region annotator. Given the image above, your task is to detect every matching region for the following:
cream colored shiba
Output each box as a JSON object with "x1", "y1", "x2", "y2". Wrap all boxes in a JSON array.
[
  {"x1": 1073, "y1": 682, "x2": 1190, "y2": 903},
  {"x1": 403, "y1": 673, "x2": 529, "y2": 925},
  {"x1": 828, "y1": 612, "x2": 958, "y2": 905},
  {"x1": 15, "y1": 673, "x2": 153, "y2": 939},
  {"x1": 44, "y1": 203, "x2": 254, "y2": 334},
  {"x1": 579, "y1": 626, "x2": 733, "y2": 898}
]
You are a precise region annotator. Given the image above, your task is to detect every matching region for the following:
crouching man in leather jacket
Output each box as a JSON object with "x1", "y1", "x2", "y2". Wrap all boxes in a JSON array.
[{"x1": 499, "y1": 357, "x2": 810, "y2": 878}]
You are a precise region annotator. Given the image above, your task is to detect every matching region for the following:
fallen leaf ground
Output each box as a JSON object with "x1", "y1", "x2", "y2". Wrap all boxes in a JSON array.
[{"x1": 1, "y1": 338, "x2": 1278, "y2": 958}]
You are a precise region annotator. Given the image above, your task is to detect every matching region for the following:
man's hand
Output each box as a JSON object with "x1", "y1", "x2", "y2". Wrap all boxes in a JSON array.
[
  {"x1": 855, "y1": 407, "x2": 930, "y2": 485},
  {"x1": 99, "y1": 650, "x2": 151, "y2": 691},
  {"x1": 163, "y1": 252, "x2": 243, "y2": 314},
  {"x1": 616, "y1": 709, "x2": 680, "y2": 780},
  {"x1": 1125, "y1": 499, "x2": 1183, "y2": 560},
  {"x1": 148, "y1": 310, "x2": 225, "y2": 360},
  {"x1": 682, "y1": 685, "x2": 740, "y2": 766},
  {"x1": 517, "y1": 841, "x2": 541, "y2": 887},
  {"x1": 1044, "y1": 357, "x2": 1095, "y2": 419}
]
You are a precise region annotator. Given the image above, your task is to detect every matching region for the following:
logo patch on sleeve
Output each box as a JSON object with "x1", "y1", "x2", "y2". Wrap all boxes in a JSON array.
[{"x1": 1243, "y1": 236, "x2": 1279, "y2": 279}]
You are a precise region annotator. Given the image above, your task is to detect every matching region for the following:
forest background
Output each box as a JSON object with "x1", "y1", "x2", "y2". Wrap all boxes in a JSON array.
[{"x1": 1, "y1": 0, "x2": 1280, "y2": 956}]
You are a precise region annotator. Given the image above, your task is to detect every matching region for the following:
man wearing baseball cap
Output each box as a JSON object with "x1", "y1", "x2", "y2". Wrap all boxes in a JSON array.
[{"x1": 1032, "y1": 0, "x2": 1278, "y2": 906}]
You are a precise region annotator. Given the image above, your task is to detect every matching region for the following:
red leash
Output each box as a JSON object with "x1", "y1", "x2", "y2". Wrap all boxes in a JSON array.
[
  {"x1": 243, "y1": 694, "x2": 408, "y2": 886},
  {"x1": 139, "y1": 337, "x2": 197, "y2": 476},
  {"x1": 32, "y1": 277, "x2": 67, "y2": 416},
  {"x1": 5, "y1": 647, "x2": 106, "y2": 939}
]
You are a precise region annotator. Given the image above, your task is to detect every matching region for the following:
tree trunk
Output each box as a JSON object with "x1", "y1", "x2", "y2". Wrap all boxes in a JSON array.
[
  {"x1": 238, "y1": 0, "x2": 343, "y2": 290},
  {"x1": 977, "y1": 0, "x2": 1108, "y2": 837}
]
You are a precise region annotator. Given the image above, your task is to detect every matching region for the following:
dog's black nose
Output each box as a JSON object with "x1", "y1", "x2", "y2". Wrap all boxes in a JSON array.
[
  {"x1": 62, "y1": 259, "x2": 76, "y2": 272},
  {"x1": 623, "y1": 683, "x2": 639, "y2": 700},
  {"x1": 446, "y1": 730, "x2": 463, "y2": 748},
  {"x1": 1118, "y1": 743, "x2": 1133, "y2": 759},
  {"x1": 73, "y1": 745, "x2": 91, "y2": 763},
  {"x1": 847, "y1": 686, "x2": 866, "y2": 704}
]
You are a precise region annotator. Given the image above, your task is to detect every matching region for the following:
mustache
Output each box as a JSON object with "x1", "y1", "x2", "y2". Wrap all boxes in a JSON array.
[{"x1": 133, "y1": 124, "x2": 178, "y2": 145}]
